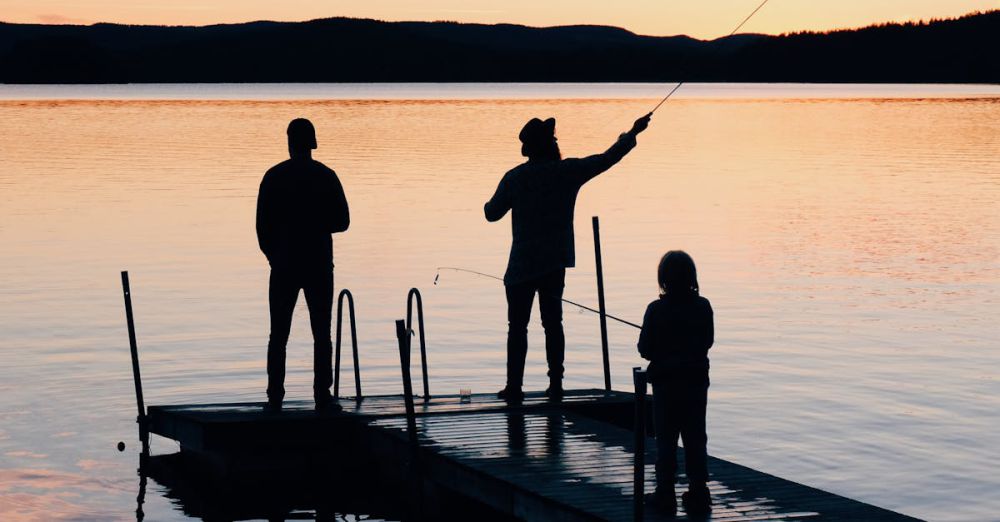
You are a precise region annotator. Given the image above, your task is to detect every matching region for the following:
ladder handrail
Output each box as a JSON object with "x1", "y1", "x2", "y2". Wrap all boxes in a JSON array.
[
  {"x1": 406, "y1": 288, "x2": 430, "y2": 400},
  {"x1": 334, "y1": 288, "x2": 362, "y2": 401}
]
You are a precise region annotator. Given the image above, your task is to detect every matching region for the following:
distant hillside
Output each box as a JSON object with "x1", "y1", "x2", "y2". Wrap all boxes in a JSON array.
[{"x1": 0, "y1": 10, "x2": 997, "y2": 83}]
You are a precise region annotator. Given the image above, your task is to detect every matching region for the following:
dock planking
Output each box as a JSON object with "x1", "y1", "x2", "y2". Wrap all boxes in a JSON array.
[
  {"x1": 146, "y1": 389, "x2": 635, "y2": 452},
  {"x1": 146, "y1": 389, "x2": 922, "y2": 521},
  {"x1": 375, "y1": 411, "x2": 920, "y2": 521}
]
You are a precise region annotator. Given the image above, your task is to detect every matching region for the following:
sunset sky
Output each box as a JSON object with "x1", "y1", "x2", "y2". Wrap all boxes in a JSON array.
[{"x1": 1, "y1": 0, "x2": 997, "y2": 39}]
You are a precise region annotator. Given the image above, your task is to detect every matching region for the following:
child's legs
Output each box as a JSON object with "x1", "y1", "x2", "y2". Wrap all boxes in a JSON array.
[
  {"x1": 652, "y1": 382, "x2": 681, "y2": 491},
  {"x1": 679, "y1": 378, "x2": 709, "y2": 487}
]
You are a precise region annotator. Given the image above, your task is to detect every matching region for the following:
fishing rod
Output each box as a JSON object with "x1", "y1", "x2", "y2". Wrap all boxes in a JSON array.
[
  {"x1": 434, "y1": 267, "x2": 642, "y2": 330},
  {"x1": 435, "y1": 4, "x2": 776, "y2": 332},
  {"x1": 649, "y1": 0, "x2": 772, "y2": 114}
]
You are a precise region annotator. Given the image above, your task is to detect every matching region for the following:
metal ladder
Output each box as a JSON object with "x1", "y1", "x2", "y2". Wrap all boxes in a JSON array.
[
  {"x1": 334, "y1": 289, "x2": 362, "y2": 401},
  {"x1": 407, "y1": 288, "x2": 430, "y2": 400}
]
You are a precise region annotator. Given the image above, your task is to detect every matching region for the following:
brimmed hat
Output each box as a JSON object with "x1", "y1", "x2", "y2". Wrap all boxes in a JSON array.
[
  {"x1": 287, "y1": 118, "x2": 317, "y2": 150},
  {"x1": 519, "y1": 117, "x2": 556, "y2": 146}
]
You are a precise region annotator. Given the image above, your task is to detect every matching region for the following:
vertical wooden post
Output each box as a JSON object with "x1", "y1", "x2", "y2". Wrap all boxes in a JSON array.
[
  {"x1": 633, "y1": 367, "x2": 648, "y2": 521},
  {"x1": 593, "y1": 216, "x2": 612, "y2": 391},
  {"x1": 396, "y1": 319, "x2": 418, "y2": 445},
  {"x1": 121, "y1": 271, "x2": 149, "y2": 456},
  {"x1": 396, "y1": 318, "x2": 424, "y2": 518}
]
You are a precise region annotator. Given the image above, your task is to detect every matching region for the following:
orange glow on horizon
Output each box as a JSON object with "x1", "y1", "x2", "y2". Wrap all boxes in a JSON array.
[{"x1": 0, "y1": 1, "x2": 997, "y2": 39}]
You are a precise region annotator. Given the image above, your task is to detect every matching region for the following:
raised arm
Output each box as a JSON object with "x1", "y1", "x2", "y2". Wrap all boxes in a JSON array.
[
  {"x1": 484, "y1": 171, "x2": 513, "y2": 222},
  {"x1": 569, "y1": 113, "x2": 651, "y2": 185}
]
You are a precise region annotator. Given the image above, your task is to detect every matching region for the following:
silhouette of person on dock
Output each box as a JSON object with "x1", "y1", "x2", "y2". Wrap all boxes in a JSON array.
[
  {"x1": 485, "y1": 113, "x2": 651, "y2": 403},
  {"x1": 256, "y1": 118, "x2": 350, "y2": 412},
  {"x1": 638, "y1": 251, "x2": 714, "y2": 516}
]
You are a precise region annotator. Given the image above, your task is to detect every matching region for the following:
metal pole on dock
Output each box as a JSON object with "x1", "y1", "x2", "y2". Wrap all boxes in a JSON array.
[
  {"x1": 121, "y1": 271, "x2": 149, "y2": 457},
  {"x1": 396, "y1": 319, "x2": 419, "y2": 445},
  {"x1": 633, "y1": 367, "x2": 648, "y2": 521},
  {"x1": 593, "y1": 216, "x2": 612, "y2": 391}
]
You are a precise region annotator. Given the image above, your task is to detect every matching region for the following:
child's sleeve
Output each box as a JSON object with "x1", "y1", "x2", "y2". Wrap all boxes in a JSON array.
[
  {"x1": 637, "y1": 302, "x2": 657, "y2": 360},
  {"x1": 702, "y1": 299, "x2": 715, "y2": 351}
]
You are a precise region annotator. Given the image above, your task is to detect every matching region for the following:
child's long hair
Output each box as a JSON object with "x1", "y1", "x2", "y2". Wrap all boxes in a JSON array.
[{"x1": 658, "y1": 250, "x2": 699, "y2": 297}]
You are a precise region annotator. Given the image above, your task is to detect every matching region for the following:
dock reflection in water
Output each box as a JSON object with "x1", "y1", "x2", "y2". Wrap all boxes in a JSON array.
[{"x1": 140, "y1": 453, "x2": 399, "y2": 522}]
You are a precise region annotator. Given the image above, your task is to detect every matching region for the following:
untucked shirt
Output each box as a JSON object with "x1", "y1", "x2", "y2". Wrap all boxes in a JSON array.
[
  {"x1": 484, "y1": 134, "x2": 636, "y2": 285},
  {"x1": 256, "y1": 158, "x2": 349, "y2": 272},
  {"x1": 637, "y1": 294, "x2": 714, "y2": 381}
]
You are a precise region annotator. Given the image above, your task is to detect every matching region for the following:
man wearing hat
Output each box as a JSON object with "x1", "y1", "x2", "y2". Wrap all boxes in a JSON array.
[
  {"x1": 485, "y1": 113, "x2": 651, "y2": 402},
  {"x1": 256, "y1": 118, "x2": 350, "y2": 411}
]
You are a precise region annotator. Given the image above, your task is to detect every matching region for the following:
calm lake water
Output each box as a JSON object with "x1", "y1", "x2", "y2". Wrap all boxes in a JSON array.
[{"x1": 0, "y1": 83, "x2": 998, "y2": 521}]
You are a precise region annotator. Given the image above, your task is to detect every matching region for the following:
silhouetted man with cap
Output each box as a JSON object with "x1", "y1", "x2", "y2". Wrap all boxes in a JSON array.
[
  {"x1": 256, "y1": 118, "x2": 350, "y2": 411},
  {"x1": 485, "y1": 113, "x2": 651, "y2": 402}
]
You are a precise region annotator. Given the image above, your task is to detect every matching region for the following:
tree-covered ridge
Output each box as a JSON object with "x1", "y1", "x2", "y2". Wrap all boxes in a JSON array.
[{"x1": 1, "y1": 10, "x2": 996, "y2": 83}]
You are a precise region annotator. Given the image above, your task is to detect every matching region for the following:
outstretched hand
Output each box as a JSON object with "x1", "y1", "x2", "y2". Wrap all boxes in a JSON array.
[{"x1": 630, "y1": 113, "x2": 652, "y2": 135}]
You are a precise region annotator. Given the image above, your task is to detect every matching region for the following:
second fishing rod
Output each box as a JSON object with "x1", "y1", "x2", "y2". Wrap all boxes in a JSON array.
[{"x1": 436, "y1": 217, "x2": 638, "y2": 391}]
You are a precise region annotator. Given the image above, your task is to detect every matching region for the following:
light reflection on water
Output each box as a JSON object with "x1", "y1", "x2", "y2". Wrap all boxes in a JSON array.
[{"x1": 0, "y1": 83, "x2": 997, "y2": 521}]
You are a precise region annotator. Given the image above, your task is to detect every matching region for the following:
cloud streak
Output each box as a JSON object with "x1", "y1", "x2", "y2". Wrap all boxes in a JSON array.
[{"x1": 36, "y1": 14, "x2": 92, "y2": 25}]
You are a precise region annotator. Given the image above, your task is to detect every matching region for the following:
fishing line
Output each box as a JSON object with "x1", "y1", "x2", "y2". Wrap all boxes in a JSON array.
[
  {"x1": 434, "y1": 267, "x2": 642, "y2": 330},
  {"x1": 649, "y1": 0, "x2": 772, "y2": 113},
  {"x1": 434, "y1": 4, "x2": 774, "y2": 333}
]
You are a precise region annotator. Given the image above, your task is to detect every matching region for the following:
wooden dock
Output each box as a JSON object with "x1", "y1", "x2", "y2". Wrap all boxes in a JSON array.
[
  {"x1": 146, "y1": 390, "x2": 922, "y2": 521},
  {"x1": 125, "y1": 273, "x2": 919, "y2": 521}
]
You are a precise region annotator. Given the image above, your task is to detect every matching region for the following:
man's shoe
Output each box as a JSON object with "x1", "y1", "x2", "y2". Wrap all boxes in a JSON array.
[
  {"x1": 681, "y1": 484, "x2": 712, "y2": 516},
  {"x1": 314, "y1": 396, "x2": 343, "y2": 413},
  {"x1": 263, "y1": 400, "x2": 282, "y2": 413},
  {"x1": 644, "y1": 487, "x2": 677, "y2": 515},
  {"x1": 545, "y1": 383, "x2": 564, "y2": 401},
  {"x1": 497, "y1": 387, "x2": 524, "y2": 403}
]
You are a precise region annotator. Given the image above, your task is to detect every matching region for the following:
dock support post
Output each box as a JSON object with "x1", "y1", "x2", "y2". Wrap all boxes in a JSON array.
[
  {"x1": 593, "y1": 216, "x2": 612, "y2": 391},
  {"x1": 407, "y1": 288, "x2": 430, "y2": 400},
  {"x1": 334, "y1": 289, "x2": 362, "y2": 401},
  {"x1": 396, "y1": 319, "x2": 419, "y2": 445},
  {"x1": 633, "y1": 367, "x2": 648, "y2": 521},
  {"x1": 396, "y1": 318, "x2": 426, "y2": 519},
  {"x1": 121, "y1": 271, "x2": 149, "y2": 458}
]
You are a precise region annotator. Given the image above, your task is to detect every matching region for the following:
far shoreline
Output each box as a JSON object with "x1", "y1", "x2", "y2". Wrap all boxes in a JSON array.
[{"x1": 2, "y1": 82, "x2": 998, "y2": 103}]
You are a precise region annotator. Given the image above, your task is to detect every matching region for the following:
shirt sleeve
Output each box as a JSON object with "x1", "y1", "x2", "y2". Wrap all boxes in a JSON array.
[
  {"x1": 484, "y1": 171, "x2": 513, "y2": 222},
  {"x1": 327, "y1": 170, "x2": 350, "y2": 233},
  {"x1": 702, "y1": 299, "x2": 715, "y2": 351},
  {"x1": 255, "y1": 174, "x2": 275, "y2": 261},
  {"x1": 566, "y1": 132, "x2": 638, "y2": 186},
  {"x1": 637, "y1": 302, "x2": 658, "y2": 361}
]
